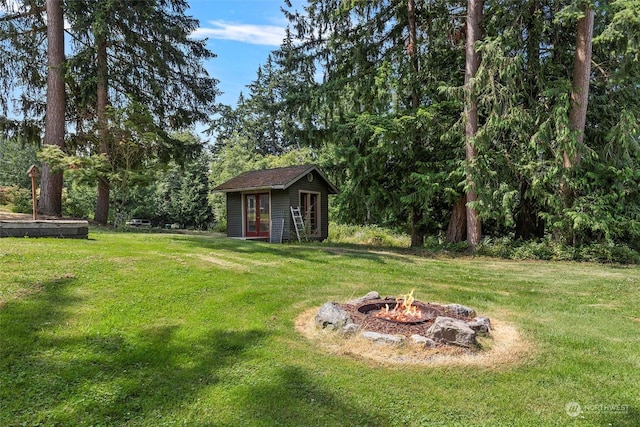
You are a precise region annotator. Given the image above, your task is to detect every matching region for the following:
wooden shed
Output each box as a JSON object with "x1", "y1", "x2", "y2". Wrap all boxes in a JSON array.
[{"x1": 213, "y1": 165, "x2": 339, "y2": 242}]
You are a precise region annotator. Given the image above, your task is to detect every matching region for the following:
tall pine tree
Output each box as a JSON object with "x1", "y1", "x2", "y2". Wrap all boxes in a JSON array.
[{"x1": 65, "y1": 0, "x2": 218, "y2": 223}]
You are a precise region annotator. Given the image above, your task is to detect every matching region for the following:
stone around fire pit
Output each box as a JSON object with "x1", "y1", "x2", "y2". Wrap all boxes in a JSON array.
[
  {"x1": 444, "y1": 303, "x2": 477, "y2": 318},
  {"x1": 410, "y1": 334, "x2": 437, "y2": 348},
  {"x1": 314, "y1": 302, "x2": 356, "y2": 333},
  {"x1": 362, "y1": 331, "x2": 405, "y2": 345},
  {"x1": 468, "y1": 317, "x2": 491, "y2": 337},
  {"x1": 426, "y1": 316, "x2": 477, "y2": 348},
  {"x1": 346, "y1": 291, "x2": 380, "y2": 306}
]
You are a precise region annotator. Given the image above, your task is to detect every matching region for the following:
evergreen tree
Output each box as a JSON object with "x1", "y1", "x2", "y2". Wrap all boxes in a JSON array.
[
  {"x1": 213, "y1": 0, "x2": 640, "y2": 250},
  {"x1": 1, "y1": 0, "x2": 66, "y2": 215},
  {"x1": 279, "y1": 0, "x2": 466, "y2": 245},
  {"x1": 465, "y1": 0, "x2": 640, "y2": 246},
  {"x1": 2, "y1": 0, "x2": 218, "y2": 220},
  {"x1": 65, "y1": 0, "x2": 218, "y2": 224},
  {"x1": 176, "y1": 155, "x2": 215, "y2": 229}
]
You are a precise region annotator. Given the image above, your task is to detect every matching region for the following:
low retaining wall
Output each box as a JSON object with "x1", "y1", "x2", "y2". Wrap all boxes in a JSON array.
[{"x1": 0, "y1": 220, "x2": 89, "y2": 238}]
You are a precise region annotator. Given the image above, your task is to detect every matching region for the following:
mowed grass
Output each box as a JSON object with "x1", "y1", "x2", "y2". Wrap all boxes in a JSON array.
[{"x1": 0, "y1": 230, "x2": 638, "y2": 426}]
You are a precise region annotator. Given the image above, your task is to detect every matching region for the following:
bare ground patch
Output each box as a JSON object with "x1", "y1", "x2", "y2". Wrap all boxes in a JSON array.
[
  {"x1": 0, "y1": 273, "x2": 74, "y2": 309},
  {"x1": 295, "y1": 307, "x2": 533, "y2": 368},
  {"x1": 0, "y1": 283, "x2": 44, "y2": 309},
  {"x1": 195, "y1": 253, "x2": 282, "y2": 271},
  {"x1": 196, "y1": 254, "x2": 250, "y2": 272}
]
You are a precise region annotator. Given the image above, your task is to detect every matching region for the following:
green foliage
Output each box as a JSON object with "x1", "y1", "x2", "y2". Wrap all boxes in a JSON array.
[
  {"x1": 595, "y1": 0, "x2": 640, "y2": 58},
  {"x1": 78, "y1": 104, "x2": 209, "y2": 220},
  {"x1": 0, "y1": 137, "x2": 40, "y2": 188},
  {"x1": 477, "y1": 236, "x2": 640, "y2": 264},
  {"x1": 275, "y1": 0, "x2": 469, "y2": 245},
  {"x1": 155, "y1": 155, "x2": 215, "y2": 229},
  {"x1": 35, "y1": 128, "x2": 215, "y2": 227},
  {"x1": 38, "y1": 145, "x2": 108, "y2": 177},
  {"x1": 422, "y1": 236, "x2": 470, "y2": 254},
  {"x1": 327, "y1": 223, "x2": 410, "y2": 247},
  {"x1": 7, "y1": 186, "x2": 32, "y2": 213},
  {"x1": 0, "y1": 1, "x2": 47, "y2": 127},
  {"x1": 219, "y1": 0, "x2": 640, "y2": 251},
  {"x1": 65, "y1": 0, "x2": 218, "y2": 128},
  {"x1": 2, "y1": 1, "x2": 218, "y2": 222},
  {"x1": 212, "y1": 217, "x2": 227, "y2": 233},
  {"x1": 62, "y1": 180, "x2": 96, "y2": 219},
  {"x1": 210, "y1": 55, "x2": 303, "y2": 155}
]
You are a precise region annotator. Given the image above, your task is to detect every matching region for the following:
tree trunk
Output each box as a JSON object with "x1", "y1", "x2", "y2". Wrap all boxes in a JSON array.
[
  {"x1": 407, "y1": 0, "x2": 424, "y2": 248},
  {"x1": 94, "y1": 35, "x2": 110, "y2": 224},
  {"x1": 514, "y1": 181, "x2": 545, "y2": 240},
  {"x1": 410, "y1": 207, "x2": 424, "y2": 247},
  {"x1": 524, "y1": 0, "x2": 541, "y2": 105},
  {"x1": 564, "y1": 6, "x2": 594, "y2": 168},
  {"x1": 38, "y1": 0, "x2": 65, "y2": 217},
  {"x1": 446, "y1": 195, "x2": 467, "y2": 243},
  {"x1": 464, "y1": 0, "x2": 483, "y2": 249},
  {"x1": 407, "y1": 0, "x2": 419, "y2": 109}
]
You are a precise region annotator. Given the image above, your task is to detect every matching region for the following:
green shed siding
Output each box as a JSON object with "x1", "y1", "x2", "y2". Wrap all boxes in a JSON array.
[
  {"x1": 226, "y1": 192, "x2": 243, "y2": 238},
  {"x1": 270, "y1": 190, "x2": 290, "y2": 242}
]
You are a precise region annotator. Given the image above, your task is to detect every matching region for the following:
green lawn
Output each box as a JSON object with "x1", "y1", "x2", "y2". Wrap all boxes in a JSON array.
[{"x1": 1, "y1": 230, "x2": 638, "y2": 426}]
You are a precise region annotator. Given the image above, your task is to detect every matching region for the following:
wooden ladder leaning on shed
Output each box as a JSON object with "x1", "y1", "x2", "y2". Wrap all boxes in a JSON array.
[{"x1": 290, "y1": 206, "x2": 307, "y2": 242}]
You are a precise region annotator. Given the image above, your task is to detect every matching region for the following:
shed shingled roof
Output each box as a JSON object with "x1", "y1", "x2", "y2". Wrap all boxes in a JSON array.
[{"x1": 213, "y1": 164, "x2": 339, "y2": 194}]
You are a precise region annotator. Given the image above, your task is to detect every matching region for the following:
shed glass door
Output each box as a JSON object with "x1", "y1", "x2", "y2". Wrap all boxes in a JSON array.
[
  {"x1": 300, "y1": 192, "x2": 320, "y2": 236},
  {"x1": 245, "y1": 193, "x2": 270, "y2": 237}
]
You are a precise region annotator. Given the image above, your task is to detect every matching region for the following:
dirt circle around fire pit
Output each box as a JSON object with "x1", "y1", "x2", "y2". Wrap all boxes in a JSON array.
[{"x1": 295, "y1": 307, "x2": 532, "y2": 367}]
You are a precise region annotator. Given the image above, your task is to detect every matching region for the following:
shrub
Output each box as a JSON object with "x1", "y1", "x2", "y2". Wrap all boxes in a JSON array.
[
  {"x1": 476, "y1": 236, "x2": 640, "y2": 264},
  {"x1": 576, "y1": 243, "x2": 640, "y2": 264},
  {"x1": 0, "y1": 186, "x2": 12, "y2": 205},
  {"x1": 422, "y1": 236, "x2": 469, "y2": 254},
  {"x1": 62, "y1": 183, "x2": 96, "y2": 219},
  {"x1": 213, "y1": 218, "x2": 227, "y2": 233},
  {"x1": 9, "y1": 187, "x2": 33, "y2": 214},
  {"x1": 327, "y1": 223, "x2": 410, "y2": 247}
]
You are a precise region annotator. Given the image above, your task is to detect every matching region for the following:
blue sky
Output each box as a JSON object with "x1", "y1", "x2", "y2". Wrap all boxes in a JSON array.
[{"x1": 188, "y1": 0, "x2": 304, "y2": 107}]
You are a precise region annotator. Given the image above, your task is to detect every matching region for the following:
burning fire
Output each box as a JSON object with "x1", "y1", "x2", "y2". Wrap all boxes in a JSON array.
[{"x1": 374, "y1": 289, "x2": 424, "y2": 323}]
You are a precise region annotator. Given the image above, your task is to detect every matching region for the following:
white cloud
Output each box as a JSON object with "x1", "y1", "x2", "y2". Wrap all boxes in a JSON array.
[{"x1": 193, "y1": 20, "x2": 286, "y2": 46}]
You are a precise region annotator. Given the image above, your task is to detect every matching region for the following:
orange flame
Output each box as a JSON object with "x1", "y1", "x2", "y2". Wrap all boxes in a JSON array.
[{"x1": 374, "y1": 289, "x2": 424, "y2": 322}]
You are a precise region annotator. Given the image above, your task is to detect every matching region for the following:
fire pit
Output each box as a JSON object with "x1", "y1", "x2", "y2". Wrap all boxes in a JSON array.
[
  {"x1": 357, "y1": 291, "x2": 438, "y2": 324},
  {"x1": 315, "y1": 290, "x2": 491, "y2": 348},
  {"x1": 299, "y1": 290, "x2": 526, "y2": 366},
  {"x1": 358, "y1": 301, "x2": 430, "y2": 324}
]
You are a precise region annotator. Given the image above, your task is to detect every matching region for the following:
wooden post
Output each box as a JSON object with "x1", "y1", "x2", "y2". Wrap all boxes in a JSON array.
[{"x1": 27, "y1": 165, "x2": 40, "y2": 220}]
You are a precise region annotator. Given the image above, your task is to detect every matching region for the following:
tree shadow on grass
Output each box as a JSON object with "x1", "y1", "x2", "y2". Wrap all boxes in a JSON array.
[
  {"x1": 599, "y1": 406, "x2": 640, "y2": 427},
  {"x1": 0, "y1": 274, "x2": 269, "y2": 425},
  {"x1": 235, "y1": 365, "x2": 391, "y2": 427},
  {"x1": 173, "y1": 234, "x2": 419, "y2": 266}
]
